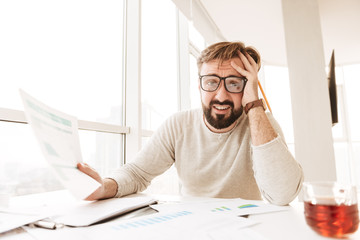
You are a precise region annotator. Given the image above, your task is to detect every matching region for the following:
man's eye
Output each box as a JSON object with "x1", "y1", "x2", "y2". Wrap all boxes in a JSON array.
[
  {"x1": 229, "y1": 82, "x2": 237, "y2": 86},
  {"x1": 207, "y1": 80, "x2": 218, "y2": 85}
]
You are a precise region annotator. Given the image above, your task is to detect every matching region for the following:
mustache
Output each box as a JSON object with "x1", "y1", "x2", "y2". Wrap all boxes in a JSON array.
[{"x1": 210, "y1": 100, "x2": 234, "y2": 108}]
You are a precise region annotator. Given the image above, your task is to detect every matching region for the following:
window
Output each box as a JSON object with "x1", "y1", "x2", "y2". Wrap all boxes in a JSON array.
[
  {"x1": 141, "y1": 0, "x2": 178, "y2": 131},
  {"x1": 262, "y1": 65, "x2": 295, "y2": 154},
  {"x1": 189, "y1": 22, "x2": 205, "y2": 49},
  {"x1": 340, "y1": 64, "x2": 360, "y2": 186},
  {"x1": 0, "y1": 0, "x2": 223, "y2": 198},
  {"x1": 188, "y1": 22, "x2": 205, "y2": 109},
  {"x1": 0, "y1": 0, "x2": 125, "y2": 196},
  {"x1": 189, "y1": 55, "x2": 201, "y2": 109},
  {"x1": 0, "y1": 1, "x2": 124, "y2": 124},
  {"x1": 140, "y1": 0, "x2": 180, "y2": 195}
]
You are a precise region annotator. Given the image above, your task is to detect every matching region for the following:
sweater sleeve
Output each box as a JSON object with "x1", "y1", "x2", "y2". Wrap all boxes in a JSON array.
[
  {"x1": 106, "y1": 115, "x2": 177, "y2": 198},
  {"x1": 251, "y1": 114, "x2": 304, "y2": 205}
]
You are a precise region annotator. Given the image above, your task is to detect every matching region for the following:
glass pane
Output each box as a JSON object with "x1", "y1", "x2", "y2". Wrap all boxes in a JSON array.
[
  {"x1": 0, "y1": 0, "x2": 124, "y2": 125},
  {"x1": 263, "y1": 65, "x2": 294, "y2": 143},
  {"x1": 190, "y1": 55, "x2": 201, "y2": 109},
  {"x1": 0, "y1": 121, "x2": 122, "y2": 196},
  {"x1": 343, "y1": 64, "x2": 360, "y2": 141},
  {"x1": 0, "y1": 122, "x2": 63, "y2": 196},
  {"x1": 189, "y1": 22, "x2": 205, "y2": 50},
  {"x1": 141, "y1": 0, "x2": 178, "y2": 130},
  {"x1": 79, "y1": 130, "x2": 123, "y2": 177}
]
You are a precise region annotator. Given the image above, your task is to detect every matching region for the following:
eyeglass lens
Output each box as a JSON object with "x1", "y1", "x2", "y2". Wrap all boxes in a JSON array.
[{"x1": 201, "y1": 76, "x2": 246, "y2": 93}]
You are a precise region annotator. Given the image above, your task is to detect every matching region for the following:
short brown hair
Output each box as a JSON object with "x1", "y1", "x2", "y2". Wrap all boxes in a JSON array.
[{"x1": 197, "y1": 41, "x2": 261, "y2": 73}]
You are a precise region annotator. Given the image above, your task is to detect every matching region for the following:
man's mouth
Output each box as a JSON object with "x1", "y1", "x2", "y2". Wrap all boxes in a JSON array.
[{"x1": 214, "y1": 105, "x2": 230, "y2": 110}]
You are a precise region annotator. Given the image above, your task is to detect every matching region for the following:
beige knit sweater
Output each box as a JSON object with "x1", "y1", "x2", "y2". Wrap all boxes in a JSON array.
[{"x1": 108, "y1": 108, "x2": 303, "y2": 205}]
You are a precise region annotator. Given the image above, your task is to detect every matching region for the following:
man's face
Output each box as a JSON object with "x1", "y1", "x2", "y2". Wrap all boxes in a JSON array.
[{"x1": 199, "y1": 58, "x2": 245, "y2": 132}]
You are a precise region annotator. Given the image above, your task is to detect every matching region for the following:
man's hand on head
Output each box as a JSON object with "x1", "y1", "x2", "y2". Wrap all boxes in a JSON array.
[{"x1": 230, "y1": 51, "x2": 260, "y2": 106}]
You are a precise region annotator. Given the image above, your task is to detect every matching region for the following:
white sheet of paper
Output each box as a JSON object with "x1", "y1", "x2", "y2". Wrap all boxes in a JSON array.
[
  {"x1": 25, "y1": 209, "x2": 258, "y2": 240},
  {"x1": 51, "y1": 196, "x2": 157, "y2": 227},
  {"x1": 151, "y1": 198, "x2": 289, "y2": 216},
  {"x1": 208, "y1": 228, "x2": 269, "y2": 240},
  {"x1": 19, "y1": 89, "x2": 100, "y2": 199},
  {"x1": 24, "y1": 226, "x2": 86, "y2": 240},
  {"x1": 84, "y1": 209, "x2": 258, "y2": 240},
  {"x1": 0, "y1": 209, "x2": 46, "y2": 234}
]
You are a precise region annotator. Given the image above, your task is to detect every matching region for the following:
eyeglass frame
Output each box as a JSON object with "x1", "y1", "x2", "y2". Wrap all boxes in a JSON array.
[{"x1": 199, "y1": 75, "x2": 248, "y2": 93}]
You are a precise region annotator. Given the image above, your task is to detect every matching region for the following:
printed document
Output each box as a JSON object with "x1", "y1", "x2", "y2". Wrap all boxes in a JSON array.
[
  {"x1": 19, "y1": 89, "x2": 100, "y2": 199},
  {"x1": 151, "y1": 198, "x2": 289, "y2": 216}
]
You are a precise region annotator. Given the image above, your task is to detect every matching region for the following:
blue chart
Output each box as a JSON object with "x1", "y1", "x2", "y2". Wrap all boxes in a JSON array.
[
  {"x1": 111, "y1": 211, "x2": 193, "y2": 230},
  {"x1": 238, "y1": 204, "x2": 258, "y2": 209},
  {"x1": 211, "y1": 206, "x2": 232, "y2": 212},
  {"x1": 211, "y1": 204, "x2": 259, "y2": 213}
]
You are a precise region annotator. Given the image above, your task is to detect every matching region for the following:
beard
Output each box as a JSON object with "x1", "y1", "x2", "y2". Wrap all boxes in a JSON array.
[{"x1": 202, "y1": 100, "x2": 243, "y2": 130}]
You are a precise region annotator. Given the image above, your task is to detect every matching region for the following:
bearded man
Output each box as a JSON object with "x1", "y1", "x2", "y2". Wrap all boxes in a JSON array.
[{"x1": 79, "y1": 41, "x2": 303, "y2": 206}]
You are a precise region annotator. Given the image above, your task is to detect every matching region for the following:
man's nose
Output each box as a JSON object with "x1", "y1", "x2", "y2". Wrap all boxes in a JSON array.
[{"x1": 214, "y1": 81, "x2": 230, "y2": 101}]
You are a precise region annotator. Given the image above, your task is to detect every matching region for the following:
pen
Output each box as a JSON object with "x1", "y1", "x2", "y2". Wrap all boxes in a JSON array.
[{"x1": 258, "y1": 81, "x2": 272, "y2": 113}]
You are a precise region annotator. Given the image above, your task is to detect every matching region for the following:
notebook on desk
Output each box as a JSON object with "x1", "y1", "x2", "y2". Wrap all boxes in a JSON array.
[{"x1": 51, "y1": 196, "x2": 157, "y2": 227}]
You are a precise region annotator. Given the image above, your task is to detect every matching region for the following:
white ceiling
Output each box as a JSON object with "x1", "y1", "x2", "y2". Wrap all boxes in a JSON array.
[{"x1": 200, "y1": 0, "x2": 360, "y2": 66}]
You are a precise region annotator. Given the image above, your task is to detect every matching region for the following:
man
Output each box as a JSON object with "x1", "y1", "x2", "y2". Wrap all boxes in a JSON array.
[{"x1": 78, "y1": 41, "x2": 303, "y2": 206}]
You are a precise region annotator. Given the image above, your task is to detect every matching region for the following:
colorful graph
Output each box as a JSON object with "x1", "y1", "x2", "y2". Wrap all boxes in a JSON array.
[
  {"x1": 238, "y1": 204, "x2": 259, "y2": 209},
  {"x1": 211, "y1": 206, "x2": 232, "y2": 212},
  {"x1": 111, "y1": 211, "x2": 193, "y2": 230},
  {"x1": 210, "y1": 203, "x2": 259, "y2": 212}
]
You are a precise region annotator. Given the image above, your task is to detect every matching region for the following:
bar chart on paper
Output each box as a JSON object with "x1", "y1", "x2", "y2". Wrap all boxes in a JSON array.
[
  {"x1": 211, "y1": 204, "x2": 259, "y2": 212},
  {"x1": 211, "y1": 206, "x2": 232, "y2": 212},
  {"x1": 151, "y1": 198, "x2": 288, "y2": 217},
  {"x1": 80, "y1": 209, "x2": 257, "y2": 240},
  {"x1": 111, "y1": 211, "x2": 193, "y2": 230}
]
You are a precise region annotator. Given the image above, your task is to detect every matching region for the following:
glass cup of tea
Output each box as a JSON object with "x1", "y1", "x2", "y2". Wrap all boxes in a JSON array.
[{"x1": 302, "y1": 182, "x2": 359, "y2": 238}]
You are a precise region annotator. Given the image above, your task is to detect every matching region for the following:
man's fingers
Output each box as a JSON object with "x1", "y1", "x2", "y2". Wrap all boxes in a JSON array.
[
  {"x1": 244, "y1": 51, "x2": 257, "y2": 66},
  {"x1": 76, "y1": 163, "x2": 106, "y2": 201},
  {"x1": 238, "y1": 51, "x2": 257, "y2": 73},
  {"x1": 77, "y1": 163, "x2": 101, "y2": 182},
  {"x1": 230, "y1": 60, "x2": 247, "y2": 76}
]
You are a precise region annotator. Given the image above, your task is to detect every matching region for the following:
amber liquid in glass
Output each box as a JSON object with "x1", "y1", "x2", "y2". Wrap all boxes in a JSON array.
[{"x1": 304, "y1": 202, "x2": 359, "y2": 238}]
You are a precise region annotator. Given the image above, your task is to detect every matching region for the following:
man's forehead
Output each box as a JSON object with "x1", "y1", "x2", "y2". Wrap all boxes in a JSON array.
[{"x1": 202, "y1": 58, "x2": 244, "y2": 71}]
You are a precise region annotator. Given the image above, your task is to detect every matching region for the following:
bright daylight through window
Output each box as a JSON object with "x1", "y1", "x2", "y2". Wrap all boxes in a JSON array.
[{"x1": 0, "y1": 0, "x2": 124, "y2": 196}]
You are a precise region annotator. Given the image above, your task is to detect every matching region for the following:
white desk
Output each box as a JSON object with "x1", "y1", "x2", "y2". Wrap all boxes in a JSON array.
[{"x1": 1, "y1": 191, "x2": 360, "y2": 240}]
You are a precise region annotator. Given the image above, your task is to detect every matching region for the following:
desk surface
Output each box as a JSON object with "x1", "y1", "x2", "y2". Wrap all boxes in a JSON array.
[{"x1": 1, "y1": 191, "x2": 360, "y2": 240}]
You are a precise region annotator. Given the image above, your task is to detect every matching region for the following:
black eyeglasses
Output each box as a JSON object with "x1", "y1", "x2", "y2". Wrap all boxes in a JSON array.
[{"x1": 199, "y1": 75, "x2": 247, "y2": 93}]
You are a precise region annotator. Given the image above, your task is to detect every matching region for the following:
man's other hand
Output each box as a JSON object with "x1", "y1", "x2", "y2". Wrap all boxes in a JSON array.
[{"x1": 77, "y1": 163, "x2": 117, "y2": 201}]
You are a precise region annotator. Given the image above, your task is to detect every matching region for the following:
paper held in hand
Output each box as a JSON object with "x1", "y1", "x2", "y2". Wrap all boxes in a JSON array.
[{"x1": 19, "y1": 89, "x2": 100, "y2": 199}]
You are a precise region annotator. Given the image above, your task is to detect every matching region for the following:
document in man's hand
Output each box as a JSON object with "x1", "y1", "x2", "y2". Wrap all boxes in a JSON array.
[
  {"x1": 19, "y1": 89, "x2": 100, "y2": 200},
  {"x1": 51, "y1": 196, "x2": 157, "y2": 227}
]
